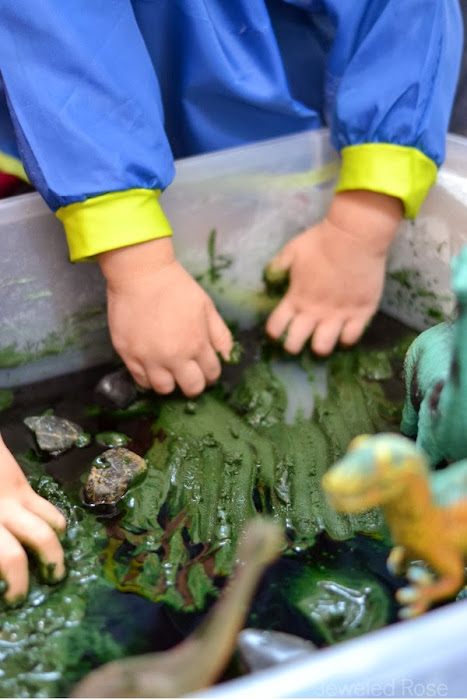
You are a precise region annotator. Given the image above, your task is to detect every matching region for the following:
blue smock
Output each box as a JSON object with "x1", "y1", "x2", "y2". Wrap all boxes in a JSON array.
[{"x1": 0, "y1": 0, "x2": 462, "y2": 259}]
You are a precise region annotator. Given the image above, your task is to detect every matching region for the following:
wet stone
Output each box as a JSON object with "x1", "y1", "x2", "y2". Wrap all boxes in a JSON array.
[
  {"x1": 83, "y1": 447, "x2": 147, "y2": 505},
  {"x1": 24, "y1": 415, "x2": 90, "y2": 456},
  {"x1": 94, "y1": 368, "x2": 138, "y2": 409},
  {"x1": 95, "y1": 431, "x2": 130, "y2": 448}
]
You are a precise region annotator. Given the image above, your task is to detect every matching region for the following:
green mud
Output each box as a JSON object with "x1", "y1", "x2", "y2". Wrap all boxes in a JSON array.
[
  {"x1": 0, "y1": 315, "x2": 416, "y2": 697},
  {"x1": 387, "y1": 268, "x2": 452, "y2": 325},
  {"x1": 0, "y1": 452, "x2": 123, "y2": 698},
  {"x1": 103, "y1": 323, "x2": 412, "y2": 611},
  {"x1": 0, "y1": 389, "x2": 13, "y2": 411},
  {"x1": 0, "y1": 305, "x2": 107, "y2": 369}
]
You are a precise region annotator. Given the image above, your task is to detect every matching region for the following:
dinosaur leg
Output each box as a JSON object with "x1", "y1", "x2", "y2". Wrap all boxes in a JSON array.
[
  {"x1": 400, "y1": 398, "x2": 419, "y2": 439},
  {"x1": 400, "y1": 352, "x2": 421, "y2": 439},
  {"x1": 396, "y1": 550, "x2": 464, "y2": 618},
  {"x1": 414, "y1": 404, "x2": 445, "y2": 468}
]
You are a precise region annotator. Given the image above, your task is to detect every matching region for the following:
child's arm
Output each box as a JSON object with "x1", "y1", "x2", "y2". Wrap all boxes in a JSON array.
[
  {"x1": 98, "y1": 237, "x2": 233, "y2": 398},
  {"x1": 266, "y1": 190, "x2": 403, "y2": 355},
  {"x1": 0, "y1": 434, "x2": 66, "y2": 604},
  {"x1": 270, "y1": 0, "x2": 461, "y2": 357}
]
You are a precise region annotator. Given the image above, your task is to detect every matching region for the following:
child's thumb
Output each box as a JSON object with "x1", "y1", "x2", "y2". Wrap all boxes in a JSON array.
[
  {"x1": 263, "y1": 245, "x2": 293, "y2": 291},
  {"x1": 267, "y1": 244, "x2": 293, "y2": 273}
]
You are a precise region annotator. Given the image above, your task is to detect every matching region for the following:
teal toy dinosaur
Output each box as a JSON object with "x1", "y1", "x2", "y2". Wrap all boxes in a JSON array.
[
  {"x1": 322, "y1": 433, "x2": 467, "y2": 618},
  {"x1": 400, "y1": 245, "x2": 467, "y2": 466}
]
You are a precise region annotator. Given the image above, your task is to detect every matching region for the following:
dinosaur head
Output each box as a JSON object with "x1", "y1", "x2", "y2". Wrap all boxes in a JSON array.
[
  {"x1": 321, "y1": 433, "x2": 428, "y2": 513},
  {"x1": 451, "y1": 245, "x2": 467, "y2": 303}
]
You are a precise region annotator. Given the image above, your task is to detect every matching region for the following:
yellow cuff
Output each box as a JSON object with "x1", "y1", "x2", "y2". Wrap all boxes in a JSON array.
[
  {"x1": 56, "y1": 188, "x2": 173, "y2": 262},
  {"x1": 335, "y1": 144, "x2": 437, "y2": 219},
  {"x1": 0, "y1": 151, "x2": 29, "y2": 182}
]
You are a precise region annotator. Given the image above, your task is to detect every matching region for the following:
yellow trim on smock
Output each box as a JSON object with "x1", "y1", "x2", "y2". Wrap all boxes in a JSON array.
[
  {"x1": 56, "y1": 188, "x2": 172, "y2": 262},
  {"x1": 336, "y1": 144, "x2": 437, "y2": 219},
  {"x1": 0, "y1": 151, "x2": 29, "y2": 182}
]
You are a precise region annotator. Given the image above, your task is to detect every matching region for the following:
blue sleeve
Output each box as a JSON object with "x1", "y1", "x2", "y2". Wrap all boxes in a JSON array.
[
  {"x1": 0, "y1": 1, "x2": 175, "y2": 211},
  {"x1": 322, "y1": 0, "x2": 463, "y2": 166}
]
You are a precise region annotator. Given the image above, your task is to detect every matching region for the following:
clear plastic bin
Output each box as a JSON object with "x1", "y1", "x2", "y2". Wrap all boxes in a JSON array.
[{"x1": 1, "y1": 128, "x2": 467, "y2": 697}]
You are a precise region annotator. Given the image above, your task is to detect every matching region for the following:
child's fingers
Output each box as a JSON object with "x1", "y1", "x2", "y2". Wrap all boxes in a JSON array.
[
  {"x1": 0, "y1": 523, "x2": 29, "y2": 603},
  {"x1": 340, "y1": 317, "x2": 367, "y2": 347},
  {"x1": 145, "y1": 367, "x2": 176, "y2": 395},
  {"x1": 174, "y1": 360, "x2": 206, "y2": 398},
  {"x1": 267, "y1": 243, "x2": 294, "y2": 274},
  {"x1": 310, "y1": 319, "x2": 344, "y2": 356},
  {"x1": 206, "y1": 306, "x2": 233, "y2": 361},
  {"x1": 126, "y1": 360, "x2": 152, "y2": 390},
  {"x1": 2, "y1": 506, "x2": 66, "y2": 582},
  {"x1": 283, "y1": 315, "x2": 316, "y2": 355},
  {"x1": 265, "y1": 298, "x2": 294, "y2": 340},
  {"x1": 197, "y1": 346, "x2": 222, "y2": 384},
  {"x1": 25, "y1": 493, "x2": 67, "y2": 535}
]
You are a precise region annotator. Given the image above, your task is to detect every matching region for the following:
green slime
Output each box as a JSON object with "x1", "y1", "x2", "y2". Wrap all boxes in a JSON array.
[
  {"x1": 0, "y1": 321, "x2": 415, "y2": 697},
  {"x1": 0, "y1": 389, "x2": 13, "y2": 411},
  {"x1": 104, "y1": 335, "x2": 411, "y2": 611},
  {"x1": 0, "y1": 453, "x2": 123, "y2": 699}
]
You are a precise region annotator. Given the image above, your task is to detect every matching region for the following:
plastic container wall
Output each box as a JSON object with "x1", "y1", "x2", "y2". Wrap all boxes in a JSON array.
[
  {"x1": 2, "y1": 129, "x2": 467, "y2": 386},
  {"x1": 381, "y1": 134, "x2": 467, "y2": 330},
  {"x1": 191, "y1": 598, "x2": 467, "y2": 698}
]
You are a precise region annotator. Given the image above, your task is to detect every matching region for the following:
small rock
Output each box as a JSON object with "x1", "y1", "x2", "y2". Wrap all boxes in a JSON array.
[
  {"x1": 94, "y1": 368, "x2": 138, "y2": 409},
  {"x1": 83, "y1": 448, "x2": 147, "y2": 505},
  {"x1": 24, "y1": 415, "x2": 90, "y2": 456}
]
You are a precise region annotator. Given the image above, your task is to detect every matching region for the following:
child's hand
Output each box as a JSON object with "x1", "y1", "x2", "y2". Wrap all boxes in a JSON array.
[
  {"x1": 266, "y1": 190, "x2": 403, "y2": 356},
  {"x1": 99, "y1": 238, "x2": 233, "y2": 397},
  {"x1": 0, "y1": 434, "x2": 66, "y2": 604}
]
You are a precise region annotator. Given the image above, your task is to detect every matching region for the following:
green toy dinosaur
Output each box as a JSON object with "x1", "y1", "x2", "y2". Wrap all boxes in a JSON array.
[
  {"x1": 400, "y1": 245, "x2": 467, "y2": 466},
  {"x1": 322, "y1": 433, "x2": 467, "y2": 618}
]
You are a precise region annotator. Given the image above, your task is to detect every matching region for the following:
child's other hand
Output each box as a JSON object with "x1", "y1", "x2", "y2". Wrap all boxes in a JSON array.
[
  {"x1": 0, "y1": 434, "x2": 66, "y2": 604},
  {"x1": 99, "y1": 238, "x2": 233, "y2": 398},
  {"x1": 265, "y1": 190, "x2": 403, "y2": 356}
]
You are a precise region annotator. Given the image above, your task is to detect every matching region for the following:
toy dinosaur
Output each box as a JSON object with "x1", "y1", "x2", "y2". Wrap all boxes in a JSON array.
[
  {"x1": 400, "y1": 244, "x2": 467, "y2": 466},
  {"x1": 322, "y1": 433, "x2": 467, "y2": 618},
  {"x1": 71, "y1": 518, "x2": 282, "y2": 698}
]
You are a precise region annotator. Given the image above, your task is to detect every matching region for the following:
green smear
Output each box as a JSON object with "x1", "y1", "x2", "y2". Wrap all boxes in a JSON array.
[
  {"x1": 389, "y1": 269, "x2": 413, "y2": 289},
  {"x1": 0, "y1": 452, "x2": 124, "y2": 698},
  {"x1": 358, "y1": 350, "x2": 393, "y2": 381},
  {"x1": 197, "y1": 228, "x2": 233, "y2": 284},
  {"x1": 24, "y1": 290, "x2": 53, "y2": 302},
  {"x1": 104, "y1": 337, "x2": 409, "y2": 611},
  {"x1": 95, "y1": 431, "x2": 130, "y2": 448},
  {"x1": 426, "y1": 306, "x2": 444, "y2": 321},
  {"x1": 0, "y1": 305, "x2": 107, "y2": 369},
  {"x1": 75, "y1": 432, "x2": 92, "y2": 448},
  {"x1": 262, "y1": 264, "x2": 290, "y2": 297},
  {"x1": 0, "y1": 276, "x2": 34, "y2": 289},
  {"x1": 226, "y1": 340, "x2": 243, "y2": 365},
  {"x1": 0, "y1": 388, "x2": 13, "y2": 411},
  {"x1": 388, "y1": 269, "x2": 452, "y2": 326}
]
